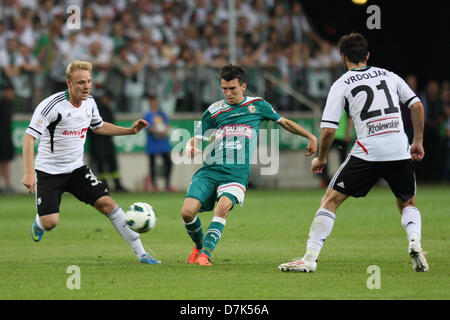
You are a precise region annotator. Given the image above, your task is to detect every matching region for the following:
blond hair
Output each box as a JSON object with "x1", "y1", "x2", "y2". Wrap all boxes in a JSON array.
[{"x1": 66, "y1": 60, "x2": 93, "y2": 81}]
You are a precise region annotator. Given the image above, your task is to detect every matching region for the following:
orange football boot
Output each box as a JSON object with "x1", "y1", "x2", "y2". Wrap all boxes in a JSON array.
[
  {"x1": 196, "y1": 252, "x2": 213, "y2": 266},
  {"x1": 187, "y1": 247, "x2": 201, "y2": 264}
]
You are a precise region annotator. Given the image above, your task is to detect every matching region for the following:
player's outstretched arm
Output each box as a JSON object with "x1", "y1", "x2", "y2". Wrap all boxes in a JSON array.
[
  {"x1": 93, "y1": 119, "x2": 149, "y2": 136},
  {"x1": 22, "y1": 133, "x2": 36, "y2": 193},
  {"x1": 311, "y1": 127, "x2": 336, "y2": 174},
  {"x1": 277, "y1": 117, "x2": 317, "y2": 156},
  {"x1": 410, "y1": 101, "x2": 425, "y2": 161}
]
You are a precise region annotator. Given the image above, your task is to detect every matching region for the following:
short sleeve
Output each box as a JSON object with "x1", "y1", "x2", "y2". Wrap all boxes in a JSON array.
[
  {"x1": 320, "y1": 82, "x2": 345, "y2": 129},
  {"x1": 194, "y1": 110, "x2": 215, "y2": 140},
  {"x1": 89, "y1": 98, "x2": 104, "y2": 129},
  {"x1": 392, "y1": 73, "x2": 420, "y2": 108},
  {"x1": 259, "y1": 100, "x2": 282, "y2": 122},
  {"x1": 25, "y1": 96, "x2": 59, "y2": 138}
]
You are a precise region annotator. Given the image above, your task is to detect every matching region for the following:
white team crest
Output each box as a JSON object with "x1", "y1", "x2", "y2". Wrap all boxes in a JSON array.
[
  {"x1": 247, "y1": 105, "x2": 256, "y2": 113},
  {"x1": 85, "y1": 109, "x2": 91, "y2": 118}
]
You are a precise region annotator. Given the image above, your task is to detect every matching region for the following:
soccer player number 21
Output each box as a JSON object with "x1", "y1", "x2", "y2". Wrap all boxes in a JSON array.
[{"x1": 352, "y1": 80, "x2": 399, "y2": 121}]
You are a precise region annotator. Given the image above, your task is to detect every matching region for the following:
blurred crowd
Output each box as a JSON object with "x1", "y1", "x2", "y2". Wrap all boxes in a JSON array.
[
  {"x1": 0, "y1": 0, "x2": 343, "y2": 114},
  {"x1": 0, "y1": 0, "x2": 449, "y2": 186},
  {"x1": 400, "y1": 75, "x2": 450, "y2": 183}
]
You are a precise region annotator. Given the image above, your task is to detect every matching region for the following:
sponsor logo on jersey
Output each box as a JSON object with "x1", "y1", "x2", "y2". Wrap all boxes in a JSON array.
[
  {"x1": 215, "y1": 124, "x2": 254, "y2": 140},
  {"x1": 34, "y1": 118, "x2": 44, "y2": 128},
  {"x1": 367, "y1": 117, "x2": 400, "y2": 137},
  {"x1": 62, "y1": 127, "x2": 89, "y2": 138},
  {"x1": 219, "y1": 140, "x2": 243, "y2": 150}
]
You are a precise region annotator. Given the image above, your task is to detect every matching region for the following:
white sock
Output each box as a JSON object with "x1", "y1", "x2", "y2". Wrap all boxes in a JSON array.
[
  {"x1": 35, "y1": 213, "x2": 44, "y2": 230},
  {"x1": 304, "y1": 208, "x2": 336, "y2": 262},
  {"x1": 401, "y1": 206, "x2": 422, "y2": 242},
  {"x1": 107, "y1": 206, "x2": 146, "y2": 259}
]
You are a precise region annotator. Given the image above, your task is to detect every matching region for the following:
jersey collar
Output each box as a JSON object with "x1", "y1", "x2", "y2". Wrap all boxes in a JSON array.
[{"x1": 351, "y1": 66, "x2": 371, "y2": 71}]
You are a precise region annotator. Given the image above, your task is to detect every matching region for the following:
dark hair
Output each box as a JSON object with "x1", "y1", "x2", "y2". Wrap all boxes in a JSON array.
[
  {"x1": 338, "y1": 33, "x2": 369, "y2": 64},
  {"x1": 219, "y1": 64, "x2": 246, "y2": 84}
]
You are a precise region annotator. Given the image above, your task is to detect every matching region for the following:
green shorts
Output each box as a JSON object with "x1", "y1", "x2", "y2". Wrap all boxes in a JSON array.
[{"x1": 185, "y1": 165, "x2": 248, "y2": 212}]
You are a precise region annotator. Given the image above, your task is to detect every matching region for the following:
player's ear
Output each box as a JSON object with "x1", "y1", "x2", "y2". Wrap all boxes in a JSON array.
[
  {"x1": 241, "y1": 82, "x2": 247, "y2": 91},
  {"x1": 366, "y1": 52, "x2": 370, "y2": 62},
  {"x1": 341, "y1": 53, "x2": 348, "y2": 70}
]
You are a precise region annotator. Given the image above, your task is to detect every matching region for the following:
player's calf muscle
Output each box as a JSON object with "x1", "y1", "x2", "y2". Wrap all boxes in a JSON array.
[
  {"x1": 396, "y1": 196, "x2": 416, "y2": 212},
  {"x1": 40, "y1": 213, "x2": 59, "y2": 230},
  {"x1": 94, "y1": 196, "x2": 117, "y2": 215}
]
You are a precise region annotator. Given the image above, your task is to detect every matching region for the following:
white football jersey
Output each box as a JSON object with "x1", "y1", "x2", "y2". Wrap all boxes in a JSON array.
[
  {"x1": 26, "y1": 91, "x2": 104, "y2": 174},
  {"x1": 321, "y1": 66, "x2": 420, "y2": 161}
]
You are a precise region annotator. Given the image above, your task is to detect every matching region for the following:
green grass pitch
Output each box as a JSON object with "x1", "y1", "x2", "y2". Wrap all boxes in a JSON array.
[{"x1": 0, "y1": 185, "x2": 448, "y2": 300}]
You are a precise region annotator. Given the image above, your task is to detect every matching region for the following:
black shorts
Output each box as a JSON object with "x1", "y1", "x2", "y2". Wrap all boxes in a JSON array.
[
  {"x1": 35, "y1": 165, "x2": 109, "y2": 216},
  {"x1": 330, "y1": 155, "x2": 416, "y2": 202}
]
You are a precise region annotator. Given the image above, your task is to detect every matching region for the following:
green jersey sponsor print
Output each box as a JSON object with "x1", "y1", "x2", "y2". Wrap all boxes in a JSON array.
[{"x1": 194, "y1": 96, "x2": 281, "y2": 174}]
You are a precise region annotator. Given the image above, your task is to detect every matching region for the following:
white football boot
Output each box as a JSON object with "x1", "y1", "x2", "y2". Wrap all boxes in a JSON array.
[
  {"x1": 278, "y1": 257, "x2": 317, "y2": 273},
  {"x1": 408, "y1": 240, "x2": 429, "y2": 272}
]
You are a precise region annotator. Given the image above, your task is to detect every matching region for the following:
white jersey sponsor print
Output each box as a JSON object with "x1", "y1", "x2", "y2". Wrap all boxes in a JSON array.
[
  {"x1": 321, "y1": 66, "x2": 420, "y2": 161},
  {"x1": 26, "y1": 91, "x2": 104, "y2": 174}
]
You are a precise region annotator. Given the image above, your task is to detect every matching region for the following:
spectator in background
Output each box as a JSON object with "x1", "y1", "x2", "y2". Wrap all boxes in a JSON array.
[
  {"x1": 108, "y1": 43, "x2": 149, "y2": 112},
  {"x1": 0, "y1": 82, "x2": 15, "y2": 194},
  {"x1": 418, "y1": 80, "x2": 445, "y2": 182},
  {"x1": 401, "y1": 74, "x2": 419, "y2": 143},
  {"x1": 15, "y1": 42, "x2": 41, "y2": 112},
  {"x1": 58, "y1": 31, "x2": 86, "y2": 69},
  {"x1": 251, "y1": 0, "x2": 271, "y2": 43},
  {"x1": 87, "y1": 41, "x2": 112, "y2": 98},
  {"x1": 77, "y1": 19, "x2": 98, "y2": 49},
  {"x1": 182, "y1": 0, "x2": 209, "y2": 30},
  {"x1": 289, "y1": 1, "x2": 322, "y2": 47},
  {"x1": 0, "y1": 37, "x2": 22, "y2": 93},
  {"x1": 143, "y1": 94, "x2": 175, "y2": 193},
  {"x1": 441, "y1": 82, "x2": 450, "y2": 181},
  {"x1": 111, "y1": 20, "x2": 126, "y2": 52},
  {"x1": 124, "y1": 39, "x2": 151, "y2": 113},
  {"x1": 13, "y1": 12, "x2": 35, "y2": 48},
  {"x1": 0, "y1": 20, "x2": 7, "y2": 50},
  {"x1": 88, "y1": 92, "x2": 128, "y2": 192}
]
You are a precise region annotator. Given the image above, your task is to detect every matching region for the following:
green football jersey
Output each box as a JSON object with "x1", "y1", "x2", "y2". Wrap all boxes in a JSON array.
[{"x1": 194, "y1": 96, "x2": 282, "y2": 175}]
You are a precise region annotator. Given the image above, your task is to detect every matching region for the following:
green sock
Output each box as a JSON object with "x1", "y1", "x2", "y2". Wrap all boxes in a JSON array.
[
  {"x1": 201, "y1": 217, "x2": 226, "y2": 257},
  {"x1": 184, "y1": 215, "x2": 203, "y2": 249}
]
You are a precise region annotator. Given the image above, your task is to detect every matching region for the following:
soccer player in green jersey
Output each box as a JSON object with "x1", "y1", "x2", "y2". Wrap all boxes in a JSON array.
[{"x1": 181, "y1": 64, "x2": 317, "y2": 265}]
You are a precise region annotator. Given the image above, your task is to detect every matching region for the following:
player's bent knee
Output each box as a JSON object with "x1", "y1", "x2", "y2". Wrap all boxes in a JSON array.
[
  {"x1": 40, "y1": 214, "x2": 59, "y2": 231},
  {"x1": 181, "y1": 206, "x2": 196, "y2": 222},
  {"x1": 181, "y1": 198, "x2": 201, "y2": 223}
]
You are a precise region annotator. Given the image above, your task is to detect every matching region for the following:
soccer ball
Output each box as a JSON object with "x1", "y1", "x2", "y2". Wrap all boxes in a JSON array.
[{"x1": 125, "y1": 202, "x2": 157, "y2": 233}]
